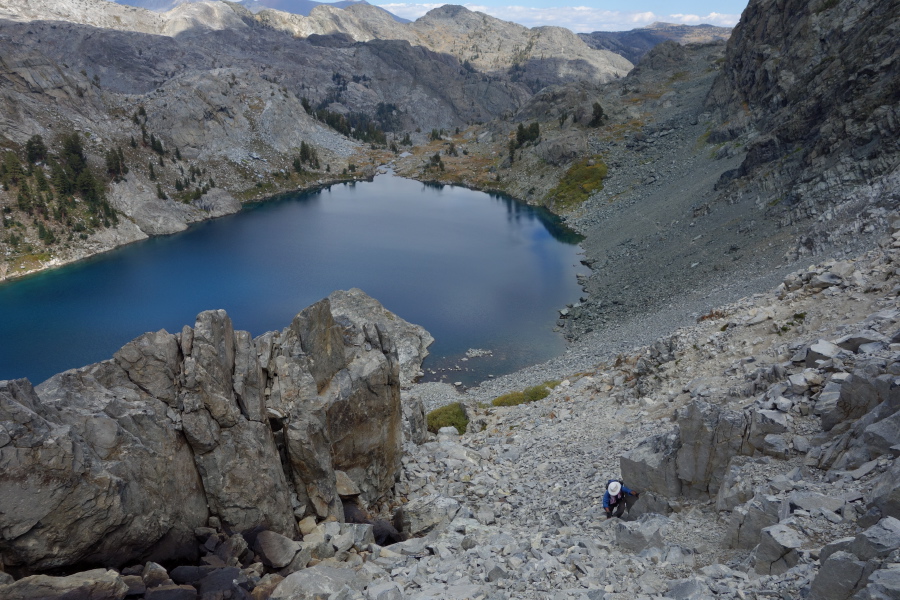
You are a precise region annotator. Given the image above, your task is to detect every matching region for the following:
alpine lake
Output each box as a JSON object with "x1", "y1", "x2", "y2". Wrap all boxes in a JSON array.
[{"x1": 0, "y1": 173, "x2": 589, "y2": 387}]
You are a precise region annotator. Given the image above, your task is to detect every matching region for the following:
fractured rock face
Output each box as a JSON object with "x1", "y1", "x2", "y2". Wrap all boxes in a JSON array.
[
  {"x1": 621, "y1": 430, "x2": 682, "y2": 499},
  {"x1": 0, "y1": 375, "x2": 209, "y2": 571},
  {"x1": 615, "y1": 514, "x2": 669, "y2": 553},
  {"x1": 0, "y1": 290, "x2": 430, "y2": 573},
  {"x1": 675, "y1": 401, "x2": 749, "y2": 498},
  {"x1": 725, "y1": 494, "x2": 783, "y2": 550},
  {"x1": 753, "y1": 521, "x2": 808, "y2": 576},
  {"x1": 328, "y1": 288, "x2": 433, "y2": 388},
  {"x1": 808, "y1": 550, "x2": 875, "y2": 600}
]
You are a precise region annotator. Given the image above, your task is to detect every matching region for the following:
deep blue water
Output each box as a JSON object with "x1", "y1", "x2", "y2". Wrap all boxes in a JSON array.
[{"x1": 0, "y1": 174, "x2": 587, "y2": 386}]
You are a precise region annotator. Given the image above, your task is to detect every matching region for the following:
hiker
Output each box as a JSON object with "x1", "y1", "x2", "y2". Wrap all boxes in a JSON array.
[{"x1": 603, "y1": 479, "x2": 639, "y2": 519}]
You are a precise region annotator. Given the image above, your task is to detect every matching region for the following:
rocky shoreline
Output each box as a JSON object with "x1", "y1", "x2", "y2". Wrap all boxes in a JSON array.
[{"x1": 0, "y1": 172, "x2": 378, "y2": 284}]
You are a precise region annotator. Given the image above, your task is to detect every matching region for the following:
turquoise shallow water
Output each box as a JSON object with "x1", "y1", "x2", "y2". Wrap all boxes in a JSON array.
[{"x1": 0, "y1": 174, "x2": 587, "y2": 386}]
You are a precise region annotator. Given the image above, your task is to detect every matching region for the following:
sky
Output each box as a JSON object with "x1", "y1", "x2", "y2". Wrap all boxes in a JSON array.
[{"x1": 373, "y1": 0, "x2": 750, "y2": 32}]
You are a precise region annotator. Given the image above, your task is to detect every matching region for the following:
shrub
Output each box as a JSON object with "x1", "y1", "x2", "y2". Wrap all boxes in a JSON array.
[
  {"x1": 545, "y1": 157, "x2": 607, "y2": 211},
  {"x1": 426, "y1": 402, "x2": 468, "y2": 434},
  {"x1": 588, "y1": 102, "x2": 605, "y2": 127},
  {"x1": 698, "y1": 309, "x2": 727, "y2": 322},
  {"x1": 492, "y1": 382, "x2": 557, "y2": 407}
]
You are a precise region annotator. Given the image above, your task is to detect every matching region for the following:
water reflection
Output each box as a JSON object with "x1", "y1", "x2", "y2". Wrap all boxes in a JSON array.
[{"x1": 0, "y1": 174, "x2": 587, "y2": 386}]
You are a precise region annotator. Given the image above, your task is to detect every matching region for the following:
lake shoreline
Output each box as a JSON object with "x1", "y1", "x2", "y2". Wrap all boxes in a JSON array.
[
  {"x1": 0, "y1": 174, "x2": 585, "y2": 385},
  {"x1": 0, "y1": 171, "x2": 379, "y2": 286}
]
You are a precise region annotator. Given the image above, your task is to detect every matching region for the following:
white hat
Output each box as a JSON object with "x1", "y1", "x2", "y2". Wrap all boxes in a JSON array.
[{"x1": 608, "y1": 481, "x2": 621, "y2": 495}]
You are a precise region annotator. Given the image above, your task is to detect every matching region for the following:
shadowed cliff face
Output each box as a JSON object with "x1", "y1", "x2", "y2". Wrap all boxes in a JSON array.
[
  {"x1": 707, "y1": 0, "x2": 900, "y2": 189},
  {"x1": 0, "y1": 289, "x2": 431, "y2": 573}
]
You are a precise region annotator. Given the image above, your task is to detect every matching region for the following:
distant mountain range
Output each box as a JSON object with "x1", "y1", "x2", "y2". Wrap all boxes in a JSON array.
[
  {"x1": 108, "y1": 3, "x2": 726, "y2": 61},
  {"x1": 110, "y1": 0, "x2": 410, "y2": 22},
  {"x1": 579, "y1": 22, "x2": 732, "y2": 64}
]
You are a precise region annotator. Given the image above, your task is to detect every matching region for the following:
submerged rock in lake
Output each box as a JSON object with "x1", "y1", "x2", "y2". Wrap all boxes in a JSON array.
[{"x1": 0, "y1": 289, "x2": 432, "y2": 573}]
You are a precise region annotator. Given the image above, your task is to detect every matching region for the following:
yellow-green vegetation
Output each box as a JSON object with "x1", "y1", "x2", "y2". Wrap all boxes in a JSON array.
[
  {"x1": 778, "y1": 312, "x2": 807, "y2": 334},
  {"x1": 492, "y1": 380, "x2": 561, "y2": 407},
  {"x1": 545, "y1": 157, "x2": 607, "y2": 212},
  {"x1": 426, "y1": 402, "x2": 468, "y2": 434},
  {"x1": 695, "y1": 125, "x2": 713, "y2": 149},
  {"x1": 236, "y1": 180, "x2": 280, "y2": 201},
  {"x1": 9, "y1": 252, "x2": 52, "y2": 272}
]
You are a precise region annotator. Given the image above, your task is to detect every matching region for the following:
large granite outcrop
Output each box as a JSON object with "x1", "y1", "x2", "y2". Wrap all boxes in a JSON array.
[
  {"x1": 0, "y1": 290, "x2": 431, "y2": 573},
  {"x1": 622, "y1": 400, "x2": 755, "y2": 503},
  {"x1": 328, "y1": 288, "x2": 433, "y2": 387}
]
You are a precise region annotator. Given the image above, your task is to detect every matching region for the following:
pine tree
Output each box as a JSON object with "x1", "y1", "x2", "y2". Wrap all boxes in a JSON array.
[
  {"x1": 589, "y1": 102, "x2": 605, "y2": 127},
  {"x1": 2, "y1": 151, "x2": 24, "y2": 187},
  {"x1": 17, "y1": 184, "x2": 32, "y2": 212},
  {"x1": 34, "y1": 167, "x2": 50, "y2": 192},
  {"x1": 25, "y1": 135, "x2": 47, "y2": 164}
]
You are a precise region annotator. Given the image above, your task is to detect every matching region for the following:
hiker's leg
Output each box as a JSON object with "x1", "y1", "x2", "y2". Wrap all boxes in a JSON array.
[{"x1": 614, "y1": 503, "x2": 627, "y2": 518}]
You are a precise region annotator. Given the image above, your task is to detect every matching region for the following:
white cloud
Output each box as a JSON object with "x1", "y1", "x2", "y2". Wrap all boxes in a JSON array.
[
  {"x1": 669, "y1": 12, "x2": 736, "y2": 26},
  {"x1": 375, "y1": 3, "x2": 741, "y2": 32}
]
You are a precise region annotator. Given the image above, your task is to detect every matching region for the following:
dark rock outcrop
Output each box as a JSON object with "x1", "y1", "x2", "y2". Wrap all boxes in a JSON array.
[
  {"x1": 0, "y1": 290, "x2": 430, "y2": 574},
  {"x1": 707, "y1": 0, "x2": 900, "y2": 192}
]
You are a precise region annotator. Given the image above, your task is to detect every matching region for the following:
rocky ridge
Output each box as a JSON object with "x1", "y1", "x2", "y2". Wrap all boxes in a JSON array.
[
  {"x1": 579, "y1": 22, "x2": 732, "y2": 65},
  {"x1": 258, "y1": 3, "x2": 632, "y2": 88},
  {"x1": 706, "y1": 0, "x2": 900, "y2": 252}
]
